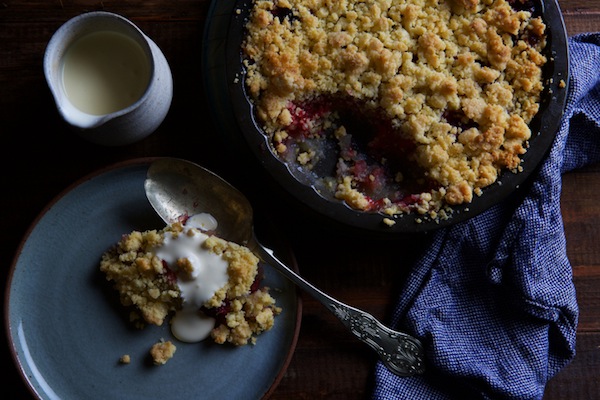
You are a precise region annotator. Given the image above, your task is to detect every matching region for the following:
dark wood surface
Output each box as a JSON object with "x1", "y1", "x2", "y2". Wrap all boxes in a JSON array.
[{"x1": 1, "y1": 1, "x2": 598, "y2": 398}]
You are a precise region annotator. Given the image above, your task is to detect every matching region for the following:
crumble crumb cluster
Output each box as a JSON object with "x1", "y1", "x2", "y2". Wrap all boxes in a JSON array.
[
  {"x1": 242, "y1": 0, "x2": 547, "y2": 220},
  {"x1": 100, "y1": 221, "x2": 281, "y2": 363},
  {"x1": 150, "y1": 340, "x2": 177, "y2": 365}
]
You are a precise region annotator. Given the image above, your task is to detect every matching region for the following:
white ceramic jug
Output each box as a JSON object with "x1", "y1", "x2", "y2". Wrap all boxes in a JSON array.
[{"x1": 44, "y1": 11, "x2": 173, "y2": 146}]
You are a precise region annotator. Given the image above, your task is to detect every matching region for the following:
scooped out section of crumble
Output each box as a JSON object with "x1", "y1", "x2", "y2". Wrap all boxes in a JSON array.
[
  {"x1": 241, "y1": 0, "x2": 548, "y2": 221},
  {"x1": 99, "y1": 213, "x2": 282, "y2": 354}
]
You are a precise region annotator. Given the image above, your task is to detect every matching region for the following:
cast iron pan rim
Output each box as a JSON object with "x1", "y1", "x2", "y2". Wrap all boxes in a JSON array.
[{"x1": 225, "y1": 0, "x2": 569, "y2": 234}]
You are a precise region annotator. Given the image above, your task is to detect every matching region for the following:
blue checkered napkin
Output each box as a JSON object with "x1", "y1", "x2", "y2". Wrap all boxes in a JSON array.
[{"x1": 372, "y1": 33, "x2": 600, "y2": 400}]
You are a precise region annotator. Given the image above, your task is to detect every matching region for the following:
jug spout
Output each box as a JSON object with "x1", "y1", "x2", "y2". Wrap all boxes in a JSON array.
[{"x1": 53, "y1": 92, "x2": 111, "y2": 130}]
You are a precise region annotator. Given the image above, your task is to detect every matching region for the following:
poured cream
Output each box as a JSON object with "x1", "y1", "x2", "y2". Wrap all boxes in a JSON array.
[
  {"x1": 61, "y1": 30, "x2": 150, "y2": 115},
  {"x1": 155, "y1": 218, "x2": 228, "y2": 343},
  {"x1": 170, "y1": 308, "x2": 216, "y2": 343},
  {"x1": 185, "y1": 213, "x2": 218, "y2": 231}
]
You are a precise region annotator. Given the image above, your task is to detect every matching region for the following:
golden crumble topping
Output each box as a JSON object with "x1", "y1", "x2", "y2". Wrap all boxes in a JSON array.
[
  {"x1": 212, "y1": 288, "x2": 280, "y2": 345},
  {"x1": 100, "y1": 221, "x2": 281, "y2": 358},
  {"x1": 241, "y1": 0, "x2": 547, "y2": 220},
  {"x1": 150, "y1": 340, "x2": 177, "y2": 365},
  {"x1": 100, "y1": 227, "x2": 179, "y2": 326}
]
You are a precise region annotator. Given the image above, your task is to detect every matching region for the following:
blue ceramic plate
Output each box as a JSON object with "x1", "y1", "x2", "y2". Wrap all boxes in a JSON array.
[{"x1": 6, "y1": 158, "x2": 300, "y2": 400}]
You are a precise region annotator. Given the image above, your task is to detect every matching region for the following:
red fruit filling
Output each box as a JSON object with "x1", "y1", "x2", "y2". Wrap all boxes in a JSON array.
[
  {"x1": 162, "y1": 260, "x2": 178, "y2": 285},
  {"x1": 277, "y1": 95, "x2": 440, "y2": 212},
  {"x1": 199, "y1": 265, "x2": 264, "y2": 327}
]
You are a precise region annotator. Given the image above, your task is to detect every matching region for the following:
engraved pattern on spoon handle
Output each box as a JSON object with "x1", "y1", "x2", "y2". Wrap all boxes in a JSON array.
[
  {"x1": 329, "y1": 303, "x2": 425, "y2": 376},
  {"x1": 255, "y1": 240, "x2": 425, "y2": 377}
]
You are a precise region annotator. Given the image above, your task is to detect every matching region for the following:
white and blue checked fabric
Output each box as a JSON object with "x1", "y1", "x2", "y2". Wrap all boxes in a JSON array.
[{"x1": 372, "y1": 33, "x2": 600, "y2": 400}]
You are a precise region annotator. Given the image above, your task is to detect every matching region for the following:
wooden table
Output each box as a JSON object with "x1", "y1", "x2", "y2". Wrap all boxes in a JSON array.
[{"x1": 1, "y1": 1, "x2": 598, "y2": 398}]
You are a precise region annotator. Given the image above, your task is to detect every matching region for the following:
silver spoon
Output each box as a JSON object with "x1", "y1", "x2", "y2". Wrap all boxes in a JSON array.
[{"x1": 144, "y1": 157, "x2": 425, "y2": 376}]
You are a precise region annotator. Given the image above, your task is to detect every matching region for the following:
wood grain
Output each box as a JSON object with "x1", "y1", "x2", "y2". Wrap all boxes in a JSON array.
[{"x1": 1, "y1": 1, "x2": 598, "y2": 399}]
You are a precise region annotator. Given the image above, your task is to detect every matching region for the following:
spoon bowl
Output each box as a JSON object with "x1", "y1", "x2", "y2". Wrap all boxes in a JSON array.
[
  {"x1": 144, "y1": 157, "x2": 253, "y2": 244},
  {"x1": 144, "y1": 157, "x2": 425, "y2": 376}
]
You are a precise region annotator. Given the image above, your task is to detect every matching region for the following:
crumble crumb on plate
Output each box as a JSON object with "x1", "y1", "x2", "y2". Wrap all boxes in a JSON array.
[{"x1": 150, "y1": 340, "x2": 176, "y2": 365}]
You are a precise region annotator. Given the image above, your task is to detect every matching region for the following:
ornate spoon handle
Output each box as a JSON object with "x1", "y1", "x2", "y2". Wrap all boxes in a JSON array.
[
  {"x1": 328, "y1": 302, "x2": 425, "y2": 376},
  {"x1": 255, "y1": 239, "x2": 425, "y2": 377}
]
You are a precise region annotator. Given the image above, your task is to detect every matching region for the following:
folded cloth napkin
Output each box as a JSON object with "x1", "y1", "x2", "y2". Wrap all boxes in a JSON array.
[{"x1": 372, "y1": 33, "x2": 600, "y2": 400}]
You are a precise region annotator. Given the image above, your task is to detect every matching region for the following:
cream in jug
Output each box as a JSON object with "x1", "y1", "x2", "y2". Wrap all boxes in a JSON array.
[{"x1": 62, "y1": 30, "x2": 151, "y2": 116}]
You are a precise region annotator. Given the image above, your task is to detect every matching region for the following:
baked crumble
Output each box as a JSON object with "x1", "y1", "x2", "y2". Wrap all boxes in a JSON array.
[
  {"x1": 100, "y1": 219, "x2": 281, "y2": 356},
  {"x1": 241, "y1": 0, "x2": 547, "y2": 220}
]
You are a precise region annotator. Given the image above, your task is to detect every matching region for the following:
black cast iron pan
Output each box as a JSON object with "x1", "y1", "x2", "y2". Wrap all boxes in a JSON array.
[{"x1": 215, "y1": 0, "x2": 569, "y2": 234}]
